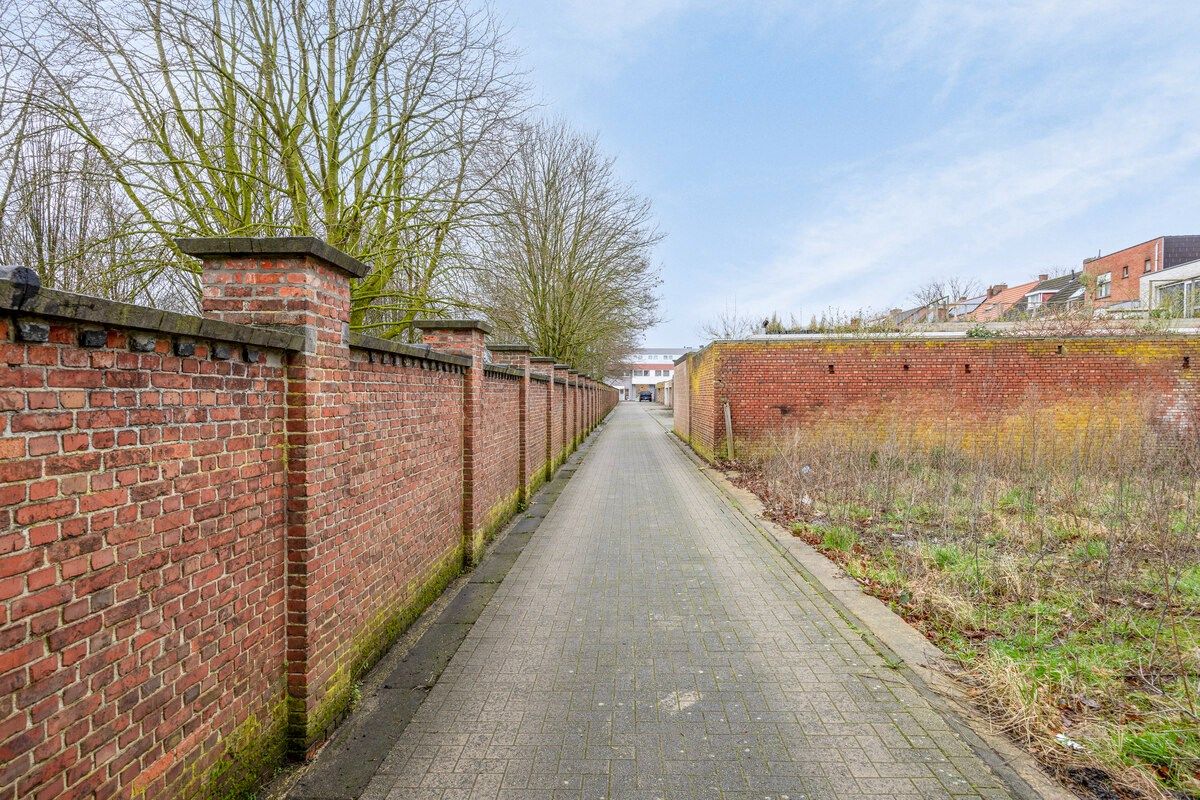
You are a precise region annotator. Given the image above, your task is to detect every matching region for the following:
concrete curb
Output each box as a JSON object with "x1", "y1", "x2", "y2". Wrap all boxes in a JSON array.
[{"x1": 647, "y1": 407, "x2": 1079, "y2": 800}]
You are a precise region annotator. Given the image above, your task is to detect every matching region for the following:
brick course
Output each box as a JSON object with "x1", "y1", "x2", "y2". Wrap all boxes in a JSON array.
[{"x1": 0, "y1": 239, "x2": 617, "y2": 800}]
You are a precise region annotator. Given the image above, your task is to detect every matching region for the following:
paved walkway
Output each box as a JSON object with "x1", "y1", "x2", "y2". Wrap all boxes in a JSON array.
[{"x1": 361, "y1": 405, "x2": 1017, "y2": 800}]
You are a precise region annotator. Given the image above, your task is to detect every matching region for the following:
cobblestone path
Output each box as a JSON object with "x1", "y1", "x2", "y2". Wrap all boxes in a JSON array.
[{"x1": 361, "y1": 404, "x2": 1017, "y2": 800}]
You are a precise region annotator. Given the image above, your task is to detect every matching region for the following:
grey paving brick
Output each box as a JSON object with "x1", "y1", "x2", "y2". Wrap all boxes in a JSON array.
[{"x1": 374, "y1": 406, "x2": 1018, "y2": 799}]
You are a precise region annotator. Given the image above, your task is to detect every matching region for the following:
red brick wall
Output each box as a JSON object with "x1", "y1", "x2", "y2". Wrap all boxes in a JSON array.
[
  {"x1": 308, "y1": 348, "x2": 464, "y2": 738},
  {"x1": 528, "y1": 376, "x2": 549, "y2": 486},
  {"x1": 672, "y1": 348, "x2": 721, "y2": 461},
  {"x1": 673, "y1": 358, "x2": 691, "y2": 443},
  {"x1": 0, "y1": 316, "x2": 291, "y2": 800},
  {"x1": 0, "y1": 238, "x2": 618, "y2": 800},
  {"x1": 567, "y1": 380, "x2": 577, "y2": 448},
  {"x1": 550, "y1": 378, "x2": 565, "y2": 467},
  {"x1": 477, "y1": 371, "x2": 522, "y2": 537},
  {"x1": 675, "y1": 337, "x2": 1200, "y2": 461}
]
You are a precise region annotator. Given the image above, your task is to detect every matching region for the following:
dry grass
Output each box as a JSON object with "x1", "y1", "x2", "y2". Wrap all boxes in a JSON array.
[{"x1": 737, "y1": 412, "x2": 1200, "y2": 799}]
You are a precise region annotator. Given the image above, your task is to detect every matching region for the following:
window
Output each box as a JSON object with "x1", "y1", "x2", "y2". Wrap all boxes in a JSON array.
[
  {"x1": 1027, "y1": 294, "x2": 1043, "y2": 310},
  {"x1": 1097, "y1": 272, "x2": 1112, "y2": 299},
  {"x1": 1122, "y1": 266, "x2": 1129, "y2": 279},
  {"x1": 1145, "y1": 258, "x2": 1153, "y2": 274}
]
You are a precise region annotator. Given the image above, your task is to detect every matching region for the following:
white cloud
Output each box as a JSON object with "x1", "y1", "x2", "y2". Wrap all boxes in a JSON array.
[
  {"x1": 558, "y1": 0, "x2": 694, "y2": 38},
  {"x1": 722, "y1": 2, "x2": 1200, "y2": 317}
]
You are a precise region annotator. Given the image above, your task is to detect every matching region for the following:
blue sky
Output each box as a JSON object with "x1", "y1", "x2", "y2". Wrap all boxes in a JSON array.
[{"x1": 492, "y1": 0, "x2": 1200, "y2": 347}]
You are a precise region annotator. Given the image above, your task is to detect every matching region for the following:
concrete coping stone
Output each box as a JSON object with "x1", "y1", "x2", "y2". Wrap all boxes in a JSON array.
[
  {"x1": 348, "y1": 332, "x2": 471, "y2": 368},
  {"x1": 413, "y1": 318, "x2": 494, "y2": 335},
  {"x1": 176, "y1": 236, "x2": 370, "y2": 279},
  {"x1": 529, "y1": 356, "x2": 556, "y2": 364},
  {"x1": 530, "y1": 371, "x2": 551, "y2": 383},
  {"x1": 0, "y1": 279, "x2": 305, "y2": 351},
  {"x1": 706, "y1": 330, "x2": 1200, "y2": 344},
  {"x1": 553, "y1": 376, "x2": 567, "y2": 385},
  {"x1": 552, "y1": 363, "x2": 570, "y2": 370},
  {"x1": 483, "y1": 363, "x2": 524, "y2": 379},
  {"x1": 488, "y1": 343, "x2": 533, "y2": 353}
]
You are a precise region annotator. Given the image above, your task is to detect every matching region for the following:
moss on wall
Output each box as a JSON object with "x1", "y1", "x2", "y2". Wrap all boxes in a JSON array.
[
  {"x1": 472, "y1": 488, "x2": 522, "y2": 564},
  {"x1": 297, "y1": 545, "x2": 464, "y2": 751}
]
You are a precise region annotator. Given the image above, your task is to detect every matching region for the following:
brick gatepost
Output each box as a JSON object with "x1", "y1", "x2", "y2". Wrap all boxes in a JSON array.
[
  {"x1": 415, "y1": 320, "x2": 492, "y2": 566},
  {"x1": 489, "y1": 344, "x2": 533, "y2": 504},
  {"x1": 178, "y1": 236, "x2": 369, "y2": 756}
]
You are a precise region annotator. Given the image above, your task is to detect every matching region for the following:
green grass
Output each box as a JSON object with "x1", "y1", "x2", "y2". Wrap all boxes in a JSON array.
[
  {"x1": 1178, "y1": 565, "x2": 1200, "y2": 599},
  {"x1": 821, "y1": 525, "x2": 858, "y2": 552},
  {"x1": 747, "y1": 436, "x2": 1200, "y2": 798}
]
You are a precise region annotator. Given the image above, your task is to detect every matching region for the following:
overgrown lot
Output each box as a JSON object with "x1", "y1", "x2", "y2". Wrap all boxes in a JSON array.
[{"x1": 734, "y1": 418, "x2": 1200, "y2": 799}]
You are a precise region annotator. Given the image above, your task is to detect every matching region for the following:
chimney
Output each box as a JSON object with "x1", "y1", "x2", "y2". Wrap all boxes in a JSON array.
[
  {"x1": 987, "y1": 284, "x2": 1007, "y2": 298},
  {"x1": 1038, "y1": 273, "x2": 1048, "y2": 282}
]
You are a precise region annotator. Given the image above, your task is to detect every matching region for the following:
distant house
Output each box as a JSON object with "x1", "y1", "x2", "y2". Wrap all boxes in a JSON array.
[
  {"x1": 878, "y1": 301, "x2": 950, "y2": 325},
  {"x1": 1045, "y1": 274, "x2": 1086, "y2": 311},
  {"x1": 1006, "y1": 272, "x2": 1083, "y2": 318},
  {"x1": 948, "y1": 294, "x2": 986, "y2": 320},
  {"x1": 964, "y1": 278, "x2": 1043, "y2": 322},
  {"x1": 1139, "y1": 257, "x2": 1200, "y2": 316},
  {"x1": 1083, "y1": 235, "x2": 1200, "y2": 310},
  {"x1": 607, "y1": 347, "x2": 690, "y2": 401}
]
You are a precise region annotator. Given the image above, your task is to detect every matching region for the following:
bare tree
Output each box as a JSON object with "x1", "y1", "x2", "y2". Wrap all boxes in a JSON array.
[
  {"x1": 910, "y1": 275, "x2": 982, "y2": 306},
  {"x1": 699, "y1": 303, "x2": 761, "y2": 340},
  {"x1": 477, "y1": 121, "x2": 662, "y2": 376},
  {"x1": 0, "y1": 12, "x2": 162, "y2": 303},
  {"x1": 14, "y1": 0, "x2": 526, "y2": 329}
]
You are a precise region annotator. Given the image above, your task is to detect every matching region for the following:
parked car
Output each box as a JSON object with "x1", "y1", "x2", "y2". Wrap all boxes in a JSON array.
[{"x1": 638, "y1": 391, "x2": 653, "y2": 402}]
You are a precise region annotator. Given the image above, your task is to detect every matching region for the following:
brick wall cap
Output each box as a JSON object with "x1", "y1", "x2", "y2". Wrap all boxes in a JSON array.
[
  {"x1": 488, "y1": 343, "x2": 534, "y2": 353},
  {"x1": 552, "y1": 363, "x2": 571, "y2": 370},
  {"x1": 176, "y1": 236, "x2": 370, "y2": 279},
  {"x1": 704, "y1": 326, "x2": 1200, "y2": 344},
  {"x1": 348, "y1": 332, "x2": 471, "y2": 367},
  {"x1": 483, "y1": 364, "x2": 524, "y2": 379},
  {"x1": 1, "y1": 279, "x2": 304, "y2": 351},
  {"x1": 554, "y1": 376, "x2": 568, "y2": 385},
  {"x1": 529, "y1": 356, "x2": 556, "y2": 364},
  {"x1": 414, "y1": 318, "x2": 494, "y2": 335}
]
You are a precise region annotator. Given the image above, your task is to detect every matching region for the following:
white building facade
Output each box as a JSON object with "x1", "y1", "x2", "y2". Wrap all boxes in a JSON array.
[{"x1": 606, "y1": 347, "x2": 691, "y2": 402}]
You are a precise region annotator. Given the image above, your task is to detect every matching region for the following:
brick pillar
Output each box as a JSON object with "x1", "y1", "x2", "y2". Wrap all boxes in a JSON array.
[
  {"x1": 415, "y1": 319, "x2": 492, "y2": 566},
  {"x1": 178, "y1": 236, "x2": 369, "y2": 756},
  {"x1": 490, "y1": 344, "x2": 533, "y2": 504},
  {"x1": 531, "y1": 357, "x2": 557, "y2": 477}
]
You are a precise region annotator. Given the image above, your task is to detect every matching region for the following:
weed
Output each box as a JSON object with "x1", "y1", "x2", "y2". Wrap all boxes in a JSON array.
[
  {"x1": 736, "y1": 409, "x2": 1200, "y2": 799},
  {"x1": 1073, "y1": 539, "x2": 1109, "y2": 562},
  {"x1": 821, "y1": 525, "x2": 858, "y2": 552}
]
